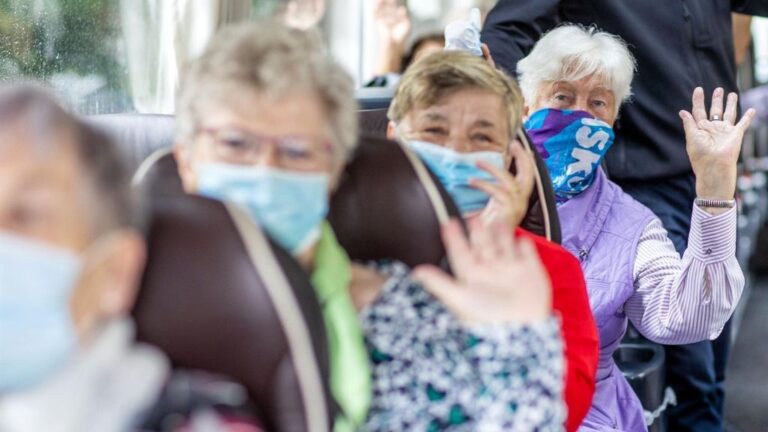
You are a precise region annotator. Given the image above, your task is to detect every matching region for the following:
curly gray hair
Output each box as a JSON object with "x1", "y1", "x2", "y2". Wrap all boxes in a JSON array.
[{"x1": 176, "y1": 20, "x2": 358, "y2": 163}]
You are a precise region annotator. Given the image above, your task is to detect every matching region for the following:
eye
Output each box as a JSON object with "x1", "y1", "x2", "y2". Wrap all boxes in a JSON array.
[
  {"x1": 553, "y1": 93, "x2": 571, "y2": 102},
  {"x1": 591, "y1": 100, "x2": 607, "y2": 108},
  {"x1": 214, "y1": 131, "x2": 251, "y2": 153},
  {"x1": 424, "y1": 127, "x2": 447, "y2": 135},
  {"x1": 278, "y1": 140, "x2": 314, "y2": 160},
  {"x1": 471, "y1": 133, "x2": 493, "y2": 143}
]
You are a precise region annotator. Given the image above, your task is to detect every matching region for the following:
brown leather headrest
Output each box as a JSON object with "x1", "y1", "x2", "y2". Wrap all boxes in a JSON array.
[
  {"x1": 328, "y1": 135, "x2": 463, "y2": 268},
  {"x1": 358, "y1": 109, "x2": 390, "y2": 137},
  {"x1": 133, "y1": 183, "x2": 333, "y2": 432}
]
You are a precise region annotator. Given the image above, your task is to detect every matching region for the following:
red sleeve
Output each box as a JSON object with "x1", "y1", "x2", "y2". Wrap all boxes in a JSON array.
[{"x1": 516, "y1": 229, "x2": 599, "y2": 432}]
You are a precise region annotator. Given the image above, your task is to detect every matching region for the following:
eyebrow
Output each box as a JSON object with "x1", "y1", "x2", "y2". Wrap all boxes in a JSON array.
[
  {"x1": 473, "y1": 119, "x2": 497, "y2": 129},
  {"x1": 421, "y1": 112, "x2": 449, "y2": 123}
]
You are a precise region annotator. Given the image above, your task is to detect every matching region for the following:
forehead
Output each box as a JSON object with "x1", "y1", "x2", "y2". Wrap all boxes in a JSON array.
[
  {"x1": 0, "y1": 125, "x2": 84, "y2": 207},
  {"x1": 415, "y1": 88, "x2": 507, "y2": 121},
  {"x1": 198, "y1": 86, "x2": 331, "y2": 136},
  {"x1": 550, "y1": 76, "x2": 613, "y2": 94}
]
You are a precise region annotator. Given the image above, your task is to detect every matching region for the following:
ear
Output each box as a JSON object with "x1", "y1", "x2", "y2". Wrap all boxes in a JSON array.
[
  {"x1": 386, "y1": 121, "x2": 397, "y2": 140},
  {"x1": 173, "y1": 143, "x2": 197, "y2": 193},
  {"x1": 96, "y1": 229, "x2": 147, "y2": 318}
]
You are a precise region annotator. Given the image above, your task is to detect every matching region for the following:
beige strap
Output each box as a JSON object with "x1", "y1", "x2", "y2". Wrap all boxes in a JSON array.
[
  {"x1": 397, "y1": 140, "x2": 451, "y2": 225},
  {"x1": 131, "y1": 147, "x2": 173, "y2": 186},
  {"x1": 227, "y1": 205, "x2": 330, "y2": 432}
]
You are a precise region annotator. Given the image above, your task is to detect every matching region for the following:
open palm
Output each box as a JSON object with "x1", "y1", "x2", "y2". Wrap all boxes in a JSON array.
[
  {"x1": 681, "y1": 87, "x2": 755, "y2": 200},
  {"x1": 412, "y1": 218, "x2": 552, "y2": 325}
]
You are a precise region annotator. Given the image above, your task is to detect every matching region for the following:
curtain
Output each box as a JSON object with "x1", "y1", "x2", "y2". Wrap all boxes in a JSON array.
[{"x1": 120, "y1": 0, "x2": 250, "y2": 114}]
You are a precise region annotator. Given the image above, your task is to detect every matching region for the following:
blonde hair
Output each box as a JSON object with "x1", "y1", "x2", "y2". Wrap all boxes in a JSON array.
[
  {"x1": 176, "y1": 20, "x2": 358, "y2": 163},
  {"x1": 388, "y1": 50, "x2": 524, "y2": 137},
  {"x1": 517, "y1": 24, "x2": 636, "y2": 116}
]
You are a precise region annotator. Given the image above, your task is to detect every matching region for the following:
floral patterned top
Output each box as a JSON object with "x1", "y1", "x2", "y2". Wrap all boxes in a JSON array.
[{"x1": 360, "y1": 262, "x2": 565, "y2": 432}]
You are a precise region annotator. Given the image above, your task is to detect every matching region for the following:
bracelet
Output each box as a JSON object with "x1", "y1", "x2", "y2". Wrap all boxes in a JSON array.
[{"x1": 695, "y1": 198, "x2": 736, "y2": 209}]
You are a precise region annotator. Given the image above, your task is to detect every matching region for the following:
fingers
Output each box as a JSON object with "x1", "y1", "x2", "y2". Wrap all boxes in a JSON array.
[
  {"x1": 481, "y1": 43, "x2": 496, "y2": 68},
  {"x1": 476, "y1": 159, "x2": 515, "y2": 189},
  {"x1": 709, "y1": 87, "x2": 725, "y2": 121},
  {"x1": 723, "y1": 92, "x2": 738, "y2": 124},
  {"x1": 691, "y1": 87, "x2": 707, "y2": 123},
  {"x1": 469, "y1": 216, "x2": 497, "y2": 262},
  {"x1": 441, "y1": 218, "x2": 472, "y2": 278},
  {"x1": 508, "y1": 140, "x2": 535, "y2": 197},
  {"x1": 679, "y1": 110, "x2": 697, "y2": 134},
  {"x1": 736, "y1": 108, "x2": 757, "y2": 132},
  {"x1": 470, "y1": 179, "x2": 514, "y2": 203}
]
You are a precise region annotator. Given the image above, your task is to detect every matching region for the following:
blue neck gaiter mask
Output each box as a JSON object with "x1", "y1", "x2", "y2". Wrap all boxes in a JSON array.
[{"x1": 524, "y1": 108, "x2": 615, "y2": 203}]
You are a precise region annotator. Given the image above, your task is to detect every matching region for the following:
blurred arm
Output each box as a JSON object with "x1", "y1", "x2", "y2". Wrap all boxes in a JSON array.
[{"x1": 480, "y1": 0, "x2": 560, "y2": 74}]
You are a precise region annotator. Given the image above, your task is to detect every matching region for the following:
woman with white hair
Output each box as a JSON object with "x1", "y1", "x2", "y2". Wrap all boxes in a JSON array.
[{"x1": 518, "y1": 25, "x2": 754, "y2": 431}]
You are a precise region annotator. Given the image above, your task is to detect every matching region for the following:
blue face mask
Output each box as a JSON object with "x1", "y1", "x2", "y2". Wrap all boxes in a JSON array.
[
  {"x1": 0, "y1": 232, "x2": 81, "y2": 391},
  {"x1": 524, "y1": 108, "x2": 615, "y2": 202},
  {"x1": 406, "y1": 140, "x2": 505, "y2": 214},
  {"x1": 197, "y1": 163, "x2": 330, "y2": 255}
]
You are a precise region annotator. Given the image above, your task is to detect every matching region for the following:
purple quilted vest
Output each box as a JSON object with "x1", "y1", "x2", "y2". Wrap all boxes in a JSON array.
[{"x1": 558, "y1": 169, "x2": 656, "y2": 432}]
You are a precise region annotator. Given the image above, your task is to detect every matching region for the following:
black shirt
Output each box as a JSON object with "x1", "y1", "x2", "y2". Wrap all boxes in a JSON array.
[{"x1": 481, "y1": 0, "x2": 768, "y2": 181}]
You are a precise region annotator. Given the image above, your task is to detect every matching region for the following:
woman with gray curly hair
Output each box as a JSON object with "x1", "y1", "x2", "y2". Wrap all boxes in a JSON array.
[{"x1": 174, "y1": 20, "x2": 565, "y2": 432}]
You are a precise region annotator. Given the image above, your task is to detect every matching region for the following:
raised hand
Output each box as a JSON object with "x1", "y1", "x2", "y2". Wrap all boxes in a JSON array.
[
  {"x1": 374, "y1": 0, "x2": 411, "y2": 47},
  {"x1": 680, "y1": 87, "x2": 756, "y2": 207},
  {"x1": 412, "y1": 218, "x2": 552, "y2": 325},
  {"x1": 471, "y1": 140, "x2": 535, "y2": 230}
]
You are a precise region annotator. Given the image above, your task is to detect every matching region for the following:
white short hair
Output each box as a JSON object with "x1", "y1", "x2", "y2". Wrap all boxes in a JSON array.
[{"x1": 517, "y1": 25, "x2": 636, "y2": 115}]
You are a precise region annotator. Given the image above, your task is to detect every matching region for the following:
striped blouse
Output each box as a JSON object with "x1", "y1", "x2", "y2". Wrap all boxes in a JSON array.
[{"x1": 625, "y1": 204, "x2": 743, "y2": 343}]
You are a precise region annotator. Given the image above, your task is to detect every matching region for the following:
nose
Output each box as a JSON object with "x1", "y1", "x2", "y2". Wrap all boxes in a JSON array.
[
  {"x1": 253, "y1": 144, "x2": 281, "y2": 169},
  {"x1": 444, "y1": 133, "x2": 473, "y2": 153},
  {"x1": 572, "y1": 97, "x2": 591, "y2": 114}
]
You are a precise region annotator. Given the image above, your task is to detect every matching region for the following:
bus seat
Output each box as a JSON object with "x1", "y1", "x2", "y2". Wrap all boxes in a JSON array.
[
  {"x1": 328, "y1": 135, "x2": 463, "y2": 268},
  {"x1": 86, "y1": 113, "x2": 175, "y2": 173},
  {"x1": 614, "y1": 341, "x2": 669, "y2": 431},
  {"x1": 517, "y1": 129, "x2": 562, "y2": 244},
  {"x1": 356, "y1": 87, "x2": 393, "y2": 110},
  {"x1": 133, "y1": 186, "x2": 334, "y2": 432},
  {"x1": 358, "y1": 109, "x2": 389, "y2": 137}
]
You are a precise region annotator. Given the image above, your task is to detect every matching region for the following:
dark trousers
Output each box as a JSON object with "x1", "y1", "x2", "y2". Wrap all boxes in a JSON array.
[{"x1": 619, "y1": 173, "x2": 731, "y2": 432}]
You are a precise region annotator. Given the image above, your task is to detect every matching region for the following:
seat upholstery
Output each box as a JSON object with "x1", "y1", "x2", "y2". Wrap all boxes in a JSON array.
[
  {"x1": 134, "y1": 160, "x2": 334, "y2": 432},
  {"x1": 86, "y1": 113, "x2": 175, "y2": 173},
  {"x1": 358, "y1": 109, "x2": 390, "y2": 137},
  {"x1": 328, "y1": 135, "x2": 463, "y2": 269}
]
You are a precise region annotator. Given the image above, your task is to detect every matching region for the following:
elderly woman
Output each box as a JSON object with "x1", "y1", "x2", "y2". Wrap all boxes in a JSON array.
[
  {"x1": 173, "y1": 21, "x2": 564, "y2": 431},
  {"x1": 385, "y1": 50, "x2": 599, "y2": 432},
  {"x1": 515, "y1": 25, "x2": 754, "y2": 431}
]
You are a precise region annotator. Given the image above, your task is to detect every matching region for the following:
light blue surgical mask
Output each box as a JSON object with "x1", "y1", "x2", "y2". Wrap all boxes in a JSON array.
[
  {"x1": 196, "y1": 163, "x2": 330, "y2": 255},
  {"x1": 0, "y1": 231, "x2": 81, "y2": 391},
  {"x1": 406, "y1": 140, "x2": 505, "y2": 214}
]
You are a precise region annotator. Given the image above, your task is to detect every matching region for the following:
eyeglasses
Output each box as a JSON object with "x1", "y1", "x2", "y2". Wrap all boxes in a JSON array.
[{"x1": 195, "y1": 127, "x2": 333, "y2": 170}]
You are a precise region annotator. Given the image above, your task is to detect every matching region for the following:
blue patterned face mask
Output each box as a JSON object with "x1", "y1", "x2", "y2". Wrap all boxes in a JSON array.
[
  {"x1": 524, "y1": 108, "x2": 615, "y2": 202},
  {"x1": 0, "y1": 232, "x2": 81, "y2": 391},
  {"x1": 196, "y1": 163, "x2": 330, "y2": 255},
  {"x1": 406, "y1": 140, "x2": 505, "y2": 214}
]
